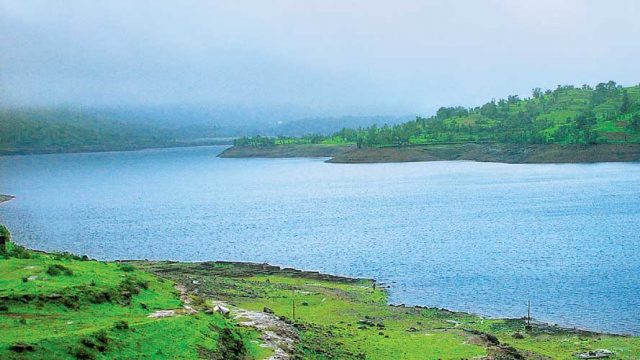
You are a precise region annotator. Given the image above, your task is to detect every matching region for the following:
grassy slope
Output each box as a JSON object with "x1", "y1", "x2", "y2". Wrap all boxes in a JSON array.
[
  {"x1": 0, "y1": 245, "x2": 263, "y2": 360},
  {"x1": 232, "y1": 83, "x2": 640, "y2": 154},
  {"x1": 138, "y1": 261, "x2": 640, "y2": 360},
  {"x1": 2, "y1": 243, "x2": 638, "y2": 359}
]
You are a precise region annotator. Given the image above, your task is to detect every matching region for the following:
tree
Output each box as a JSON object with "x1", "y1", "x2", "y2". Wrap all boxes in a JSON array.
[
  {"x1": 631, "y1": 114, "x2": 640, "y2": 132},
  {"x1": 620, "y1": 90, "x2": 631, "y2": 114},
  {"x1": 0, "y1": 224, "x2": 10, "y2": 253},
  {"x1": 532, "y1": 88, "x2": 543, "y2": 99}
]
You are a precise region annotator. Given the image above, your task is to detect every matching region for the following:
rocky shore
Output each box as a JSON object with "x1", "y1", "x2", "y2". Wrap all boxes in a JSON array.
[
  {"x1": 219, "y1": 143, "x2": 640, "y2": 164},
  {"x1": 0, "y1": 195, "x2": 14, "y2": 204}
]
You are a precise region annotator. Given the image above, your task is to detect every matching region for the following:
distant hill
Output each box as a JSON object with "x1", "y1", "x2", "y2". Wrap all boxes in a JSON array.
[
  {"x1": 338, "y1": 81, "x2": 640, "y2": 147},
  {"x1": 0, "y1": 108, "x2": 227, "y2": 155},
  {"x1": 0, "y1": 107, "x2": 409, "y2": 155},
  {"x1": 261, "y1": 115, "x2": 413, "y2": 137},
  {"x1": 236, "y1": 81, "x2": 640, "y2": 148}
]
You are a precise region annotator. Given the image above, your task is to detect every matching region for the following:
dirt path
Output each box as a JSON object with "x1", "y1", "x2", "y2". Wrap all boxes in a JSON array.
[
  {"x1": 147, "y1": 284, "x2": 298, "y2": 359},
  {"x1": 213, "y1": 301, "x2": 298, "y2": 360},
  {"x1": 147, "y1": 284, "x2": 197, "y2": 318}
]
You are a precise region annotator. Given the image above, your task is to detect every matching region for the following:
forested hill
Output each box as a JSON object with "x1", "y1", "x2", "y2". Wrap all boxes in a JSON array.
[
  {"x1": 0, "y1": 108, "x2": 226, "y2": 155},
  {"x1": 235, "y1": 81, "x2": 640, "y2": 147}
]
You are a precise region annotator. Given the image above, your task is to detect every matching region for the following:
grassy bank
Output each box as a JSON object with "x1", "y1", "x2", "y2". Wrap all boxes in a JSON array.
[
  {"x1": 0, "y1": 241, "x2": 264, "y2": 359},
  {"x1": 2, "y1": 230, "x2": 639, "y2": 359},
  {"x1": 137, "y1": 261, "x2": 640, "y2": 360},
  {"x1": 218, "y1": 143, "x2": 640, "y2": 164}
]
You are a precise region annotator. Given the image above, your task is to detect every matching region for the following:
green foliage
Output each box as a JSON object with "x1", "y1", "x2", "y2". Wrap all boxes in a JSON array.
[
  {"x1": 141, "y1": 262, "x2": 640, "y2": 360},
  {"x1": 236, "y1": 81, "x2": 640, "y2": 148},
  {"x1": 46, "y1": 264, "x2": 74, "y2": 276},
  {"x1": 0, "y1": 108, "x2": 223, "y2": 155},
  {"x1": 0, "y1": 224, "x2": 10, "y2": 253},
  {"x1": 0, "y1": 244, "x2": 262, "y2": 360}
]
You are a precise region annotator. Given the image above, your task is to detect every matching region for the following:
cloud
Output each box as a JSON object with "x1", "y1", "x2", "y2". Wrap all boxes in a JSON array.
[{"x1": 1, "y1": 0, "x2": 639, "y2": 117}]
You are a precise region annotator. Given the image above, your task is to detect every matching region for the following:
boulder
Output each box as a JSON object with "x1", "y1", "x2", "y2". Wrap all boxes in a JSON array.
[
  {"x1": 213, "y1": 304, "x2": 230, "y2": 316},
  {"x1": 575, "y1": 349, "x2": 614, "y2": 359}
]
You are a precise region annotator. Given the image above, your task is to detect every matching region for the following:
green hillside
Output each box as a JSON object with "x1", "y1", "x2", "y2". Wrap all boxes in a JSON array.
[
  {"x1": 0, "y1": 108, "x2": 228, "y2": 155},
  {"x1": 235, "y1": 81, "x2": 640, "y2": 148},
  {"x1": 2, "y1": 222, "x2": 640, "y2": 359},
  {"x1": 0, "y1": 226, "x2": 262, "y2": 360}
]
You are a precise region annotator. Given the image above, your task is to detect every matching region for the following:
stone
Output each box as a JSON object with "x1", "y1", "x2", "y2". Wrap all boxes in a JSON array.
[
  {"x1": 575, "y1": 349, "x2": 614, "y2": 359},
  {"x1": 213, "y1": 304, "x2": 230, "y2": 316}
]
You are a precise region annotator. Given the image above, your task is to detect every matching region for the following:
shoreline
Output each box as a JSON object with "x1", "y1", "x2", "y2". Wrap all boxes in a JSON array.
[
  {"x1": 127, "y1": 258, "x2": 632, "y2": 337},
  {"x1": 3, "y1": 243, "x2": 638, "y2": 359},
  {"x1": 0, "y1": 140, "x2": 234, "y2": 157},
  {"x1": 219, "y1": 143, "x2": 640, "y2": 164},
  {"x1": 0, "y1": 195, "x2": 14, "y2": 204}
]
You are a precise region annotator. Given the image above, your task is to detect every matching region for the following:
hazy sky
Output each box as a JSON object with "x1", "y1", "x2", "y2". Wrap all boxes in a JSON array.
[{"x1": 1, "y1": 0, "x2": 639, "y2": 116}]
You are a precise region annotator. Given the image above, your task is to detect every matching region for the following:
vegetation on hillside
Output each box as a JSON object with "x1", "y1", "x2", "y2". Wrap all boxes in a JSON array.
[
  {"x1": 3, "y1": 224, "x2": 639, "y2": 359},
  {"x1": 0, "y1": 225, "x2": 261, "y2": 360},
  {"x1": 0, "y1": 108, "x2": 227, "y2": 155},
  {"x1": 140, "y1": 261, "x2": 640, "y2": 360},
  {"x1": 235, "y1": 81, "x2": 640, "y2": 148}
]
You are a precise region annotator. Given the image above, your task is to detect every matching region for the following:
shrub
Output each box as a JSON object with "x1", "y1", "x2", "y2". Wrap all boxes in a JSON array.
[
  {"x1": 73, "y1": 346, "x2": 96, "y2": 360},
  {"x1": 94, "y1": 330, "x2": 110, "y2": 345},
  {"x1": 118, "y1": 263, "x2": 136, "y2": 272},
  {"x1": 0, "y1": 224, "x2": 10, "y2": 253},
  {"x1": 6, "y1": 243, "x2": 31, "y2": 259},
  {"x1": 113, "y1": 320, "x2": 129, "y2": 330},
  {"x1": 46, "y1": 264, "x2": 74, "y2": 276}
]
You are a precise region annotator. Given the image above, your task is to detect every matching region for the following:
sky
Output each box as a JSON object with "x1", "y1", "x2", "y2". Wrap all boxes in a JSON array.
[{"x1": 1, "y1": 0, "x2": 639, "y2": 118}]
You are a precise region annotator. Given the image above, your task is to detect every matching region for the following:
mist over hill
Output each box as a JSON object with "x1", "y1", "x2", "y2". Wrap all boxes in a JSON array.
[{"x1": 0, "y1": 105, "x2": 410, "y2": 155}]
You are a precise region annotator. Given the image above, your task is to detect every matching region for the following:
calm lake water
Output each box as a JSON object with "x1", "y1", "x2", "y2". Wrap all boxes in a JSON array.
[{"x1": 1, "y1": 146, "x2": 639, "y2": 334}]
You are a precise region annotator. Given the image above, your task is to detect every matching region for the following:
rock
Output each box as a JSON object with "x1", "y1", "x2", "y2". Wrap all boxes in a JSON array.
[
  {"x1": 512, "y1": 332, "x2": 525, "y2": 339},
  {"x1": 263, "y1": 306, "x2": 274, "y2": 314},
  {"x1": 407, "y1": 327, "x2": 418, "y2": 332},
  {"x1": 575, "y1": 349, "x2": 614, "y2": 359},
  {"x1": 213, "y1": 304, "x2": 230, "y2": 316}
]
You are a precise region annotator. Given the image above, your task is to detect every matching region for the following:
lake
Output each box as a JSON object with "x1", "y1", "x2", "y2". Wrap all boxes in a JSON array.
[{"x1": 1, "y1": 145, "x2": 639, "y2": 334}]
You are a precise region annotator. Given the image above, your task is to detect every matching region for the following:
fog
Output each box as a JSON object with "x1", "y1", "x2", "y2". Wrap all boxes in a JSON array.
[{"x1": 1, "y1": 0, "x2": 639, "y2": 118}]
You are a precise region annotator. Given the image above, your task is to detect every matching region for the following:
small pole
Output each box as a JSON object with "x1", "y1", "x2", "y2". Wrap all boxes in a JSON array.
[
  {"x1": 527, "y1": 299, "x2": 531, "y2": 326},
  {"x1": 292, "y1": 289, "x2": 296, "y2": 321}
]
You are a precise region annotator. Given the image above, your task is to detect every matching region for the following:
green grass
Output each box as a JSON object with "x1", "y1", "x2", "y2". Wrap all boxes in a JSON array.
[
  {"x1": 3, "y1": 246, "x2": 639, "y2": 359},
  {"x1": 0, "y1": 246, "x2": 261, "y2": 359},
  {"x1": 137, "y1": 261, "x2": 640, "y2": 360}
]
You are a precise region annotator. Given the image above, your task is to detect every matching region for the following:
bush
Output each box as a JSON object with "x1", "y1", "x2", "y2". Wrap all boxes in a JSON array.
[
  {"x1": 94, "y1": 330, "x2": 110, "y2": 345},
  {"x1": 113, "y1": 320, "x2": 129, "y2": 330},
  {"x1": 118, "y1": 263, "x2": 136, "y2": 272},
  {"x1": 0, "y1": 224, "x2": 10, "y2": 253},
  {"x1": 52, "y1": 252, "x2": 83, "y2": 261},
  {"x1": 73, "y1": 346, "x2": 96, "y2": 360},
  {"x1": 5, "y1": 243, "x2": 31, "y2": 259},
  {"x1": 46, "y1": 264, "x2": 74, "y2": 276}
]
